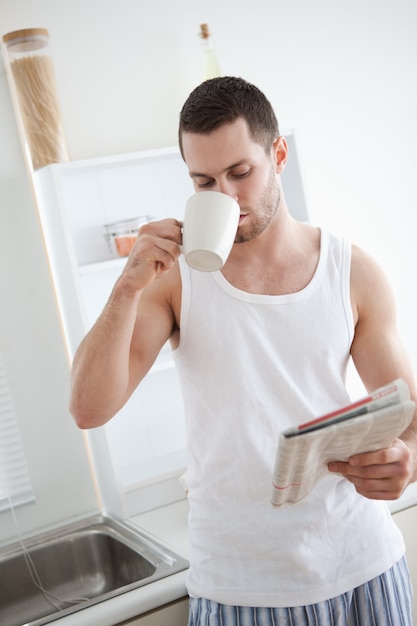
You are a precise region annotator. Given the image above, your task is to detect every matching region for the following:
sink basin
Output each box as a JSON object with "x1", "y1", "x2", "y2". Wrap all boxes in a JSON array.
[{"x1": 0, "y1": 514, "x2": 188, "y2": 626}]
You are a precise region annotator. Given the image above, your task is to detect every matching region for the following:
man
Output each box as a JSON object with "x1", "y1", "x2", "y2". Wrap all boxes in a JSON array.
[{"x1": 70, "y1": 77, "x2": 416, "y2": 625}]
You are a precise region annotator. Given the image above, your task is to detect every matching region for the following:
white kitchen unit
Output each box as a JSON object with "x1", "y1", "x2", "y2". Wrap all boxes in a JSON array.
[
  {"x1": 32, "y1": 146, "x2": 193, "y2": 518},
  {"x1": 31, "y1": 134, "x2": 309, "y2": 519},
  {"x1": 393, "y1": 505, "x2": 417, "y2": 622},
  {"x1": 115, "y1": 598, "x2": 188, "y2": 626}
]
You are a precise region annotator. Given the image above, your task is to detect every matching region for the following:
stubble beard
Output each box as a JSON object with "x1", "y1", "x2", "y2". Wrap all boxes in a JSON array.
[{"x1": 235, "y1": 169, "x2": 281, "y2": 244}]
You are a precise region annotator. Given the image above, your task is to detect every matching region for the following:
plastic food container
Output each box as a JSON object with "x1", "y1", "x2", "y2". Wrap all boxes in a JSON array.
[{"x1": 104, "y1": 216, "x2": 153, "y2": 257}]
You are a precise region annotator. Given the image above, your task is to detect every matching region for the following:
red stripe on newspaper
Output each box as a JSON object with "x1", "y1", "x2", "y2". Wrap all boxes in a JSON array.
[
  {"x1": 272, "y1": 481, "x2": 305, "y2": 491},
  {"x1": 295, "y1": 384, "x2": 398, "y2": 431}
]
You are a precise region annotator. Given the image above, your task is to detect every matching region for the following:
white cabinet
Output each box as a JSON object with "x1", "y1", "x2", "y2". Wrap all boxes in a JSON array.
[
  {"x1": 32, "y1": 147, "x2": 194, "y2": 517},
  {"x1": 116, "y1": 598, "x2": 189, "y2": 626},
  {"x1": 393, "y1": 506, "x2": 417, "y2": 622}
]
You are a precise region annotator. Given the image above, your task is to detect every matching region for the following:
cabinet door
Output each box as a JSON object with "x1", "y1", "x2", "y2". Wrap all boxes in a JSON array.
[
  {"x1": 393, "y1": 506, "x2": 417, "y2": 622},
  {"x1": 117, "y1": 597, "x2": 189, "y2": 626},
  {"x1": 393, "y1": 506, "x2": 417, "y2": 624}
]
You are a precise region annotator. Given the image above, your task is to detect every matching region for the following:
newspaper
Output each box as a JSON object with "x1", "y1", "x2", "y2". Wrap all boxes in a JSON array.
[{"x1": 270, "y1": 379, "x2": 415, "y2": 508}]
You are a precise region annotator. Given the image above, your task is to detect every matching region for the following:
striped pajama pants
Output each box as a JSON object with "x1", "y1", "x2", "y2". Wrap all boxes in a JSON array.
[{"x1": 187, "y1": 557, "x2": 413, "y2": 625}]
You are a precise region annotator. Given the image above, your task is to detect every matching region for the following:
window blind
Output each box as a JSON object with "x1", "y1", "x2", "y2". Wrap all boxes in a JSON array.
[{"x1": 0, "y1": 354, "x2": 34, "y2": 511}]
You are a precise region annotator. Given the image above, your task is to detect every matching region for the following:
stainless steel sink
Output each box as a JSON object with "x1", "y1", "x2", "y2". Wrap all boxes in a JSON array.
[{"x1": 0, "y1": 514, "x2": 188, "y2": 626}]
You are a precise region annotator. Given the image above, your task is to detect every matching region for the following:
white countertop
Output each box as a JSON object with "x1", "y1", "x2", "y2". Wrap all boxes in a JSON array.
[{"x1": 130, "y1": 499, "x2": 189, "y2": 558}]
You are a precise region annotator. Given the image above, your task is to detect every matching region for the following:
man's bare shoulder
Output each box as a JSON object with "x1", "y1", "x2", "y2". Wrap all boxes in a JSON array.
[{"x1": 350, "y1": 243, "x2": 396, "y2": 325}]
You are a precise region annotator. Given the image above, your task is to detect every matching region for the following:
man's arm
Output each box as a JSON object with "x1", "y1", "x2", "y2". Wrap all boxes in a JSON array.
[
  {"x1": 70, "y1": 218, "x2": 182, "y2": 429},
  {"x1": 328, "y1": 244, "x2": 417, "y2": 499}
]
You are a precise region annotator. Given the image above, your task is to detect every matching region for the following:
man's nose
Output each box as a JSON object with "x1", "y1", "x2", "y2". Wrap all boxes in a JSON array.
[{"x1": 216, "y1": 181, "x2": 238, "y2": 203}]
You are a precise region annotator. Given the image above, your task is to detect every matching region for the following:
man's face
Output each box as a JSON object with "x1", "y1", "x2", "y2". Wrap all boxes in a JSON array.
[{"x1": 181, "y1": 118, "x2": 282, "y2": 244}]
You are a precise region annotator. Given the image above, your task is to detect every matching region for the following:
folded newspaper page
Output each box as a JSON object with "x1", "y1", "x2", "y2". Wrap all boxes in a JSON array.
[{"x1": 270, "y1": 379, "x2": 415, "y2": 508}]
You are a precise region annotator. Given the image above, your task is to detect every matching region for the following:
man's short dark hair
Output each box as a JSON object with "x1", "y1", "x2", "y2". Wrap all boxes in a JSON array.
[{"x1": 178, "y1": 76, "x2": 279, "y2": 158}]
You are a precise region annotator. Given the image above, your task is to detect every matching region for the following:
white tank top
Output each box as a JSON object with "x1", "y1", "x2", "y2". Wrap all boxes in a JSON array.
[{"x1": 173, "y1": 230, "x2": 404, "y2": 607}]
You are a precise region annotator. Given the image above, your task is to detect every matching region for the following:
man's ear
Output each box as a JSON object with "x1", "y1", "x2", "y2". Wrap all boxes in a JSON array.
[{"x1": 272, "y1": 136, "x2": 289, "y2": 174}]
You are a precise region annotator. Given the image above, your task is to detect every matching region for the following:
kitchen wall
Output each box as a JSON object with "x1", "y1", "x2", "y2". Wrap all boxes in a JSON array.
[
  {"x1": 0, "y1": 53, "x2": 98, "y2": 545},
  {"x1": 0, "y1": 0, "x2": 416, "y2": 543}
]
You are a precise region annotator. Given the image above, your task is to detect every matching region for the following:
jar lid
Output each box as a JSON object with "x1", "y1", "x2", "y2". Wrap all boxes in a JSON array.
[
  {"x1": 2, "y1": 28, "x2": 49, "y2": 52},
  {"x1": 104, "y1": 216, "x2": 153, "y2": 236}
]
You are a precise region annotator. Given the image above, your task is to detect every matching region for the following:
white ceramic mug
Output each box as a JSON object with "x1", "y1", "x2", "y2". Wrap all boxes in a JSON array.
[{"x1": 182, "y1": 191, "x2": 240, "y2": 272}]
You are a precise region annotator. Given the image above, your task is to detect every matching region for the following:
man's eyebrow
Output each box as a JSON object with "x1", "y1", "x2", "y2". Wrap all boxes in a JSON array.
[
  {"x1": 188, "y1": 159, "x2": 250, "y2": 179},
  {"x1": 188, "y1": 170, "x2": 211, "y2": 179}
]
